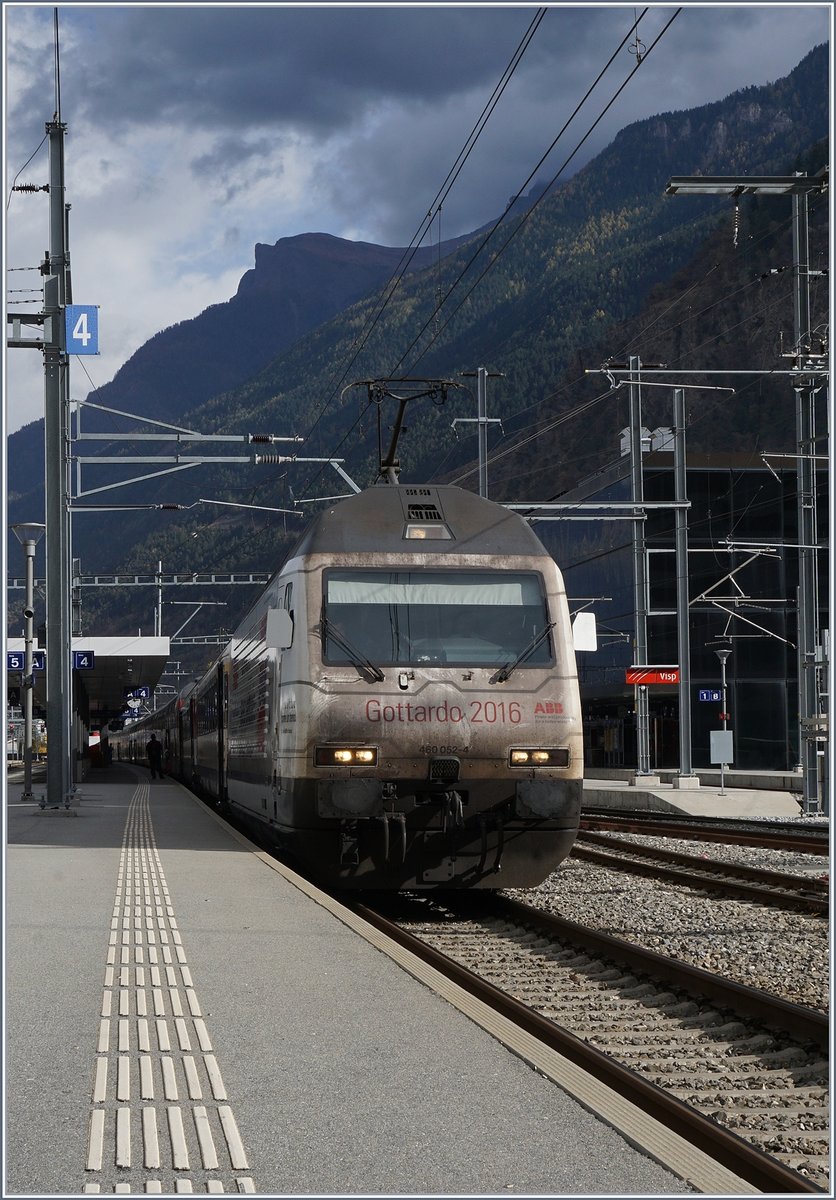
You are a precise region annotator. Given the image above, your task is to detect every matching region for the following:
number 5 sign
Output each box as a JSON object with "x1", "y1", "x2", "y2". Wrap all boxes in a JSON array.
[{"x1": 65, "y1": 305, "x2": 99, "y2": 355}]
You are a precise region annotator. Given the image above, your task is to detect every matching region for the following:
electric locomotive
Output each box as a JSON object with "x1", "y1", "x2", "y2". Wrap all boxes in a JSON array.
[{"x1": 117, "y1": 484, "x2": 583, "y2": 889}]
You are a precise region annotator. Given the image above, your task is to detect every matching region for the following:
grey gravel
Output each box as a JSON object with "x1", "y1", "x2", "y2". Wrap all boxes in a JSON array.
[{"x1": 504, "y1": 840, "x2": 829, "y2": 1012}]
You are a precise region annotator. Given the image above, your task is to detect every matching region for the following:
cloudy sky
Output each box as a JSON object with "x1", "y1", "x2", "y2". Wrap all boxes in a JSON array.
[{"x1": 3, "y1": 3, "x2": 831, "y2": 433}]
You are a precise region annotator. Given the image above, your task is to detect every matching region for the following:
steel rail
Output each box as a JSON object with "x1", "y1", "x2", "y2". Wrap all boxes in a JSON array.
[
  {"x1": 571, "y1": 841, "x2": 829, "y2": 913},
  {"x1": 580, "y1": 814, "x2": 828, "y2": 856},
  {"x1": 353, "y1": 898, "x2": 825, "y2": 1194},
  {"x1": 493, "y1": 896, "x2": 828, "y2": 1048},
  {"x1": 578, "y1": 831, "x2": 828, "y2": 892},
  {"x1": 574, "y1": 831, "x2": 829, "y2": 912}
]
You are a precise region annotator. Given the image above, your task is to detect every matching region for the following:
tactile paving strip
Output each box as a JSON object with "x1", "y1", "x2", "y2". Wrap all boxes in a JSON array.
[{"x1": 82, "y1": 785, "x2": 256, "y2": 1194}]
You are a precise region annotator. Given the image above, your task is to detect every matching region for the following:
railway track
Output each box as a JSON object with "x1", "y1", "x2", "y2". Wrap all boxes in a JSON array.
[
  {"x1": 571, "y1": 831, "x2": 829, "y2": 912},
  {"x1": 354, "y1": 892, "x2": 828, "y2": 1194},
  {"x1": 580, "y1": 810, "x2": 829, "y2": 856}
]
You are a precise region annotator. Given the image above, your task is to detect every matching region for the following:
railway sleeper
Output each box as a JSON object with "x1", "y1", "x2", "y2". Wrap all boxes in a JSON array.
[
  {"x1": 595, "y1": 1033, "x2": 796, "y2": 1054},
  {"x1": 612, "y1": 981, "x2": 659, "y2": 999},
  {"x1": 724, "y1": 1046, "x2": 818, "y2": 1067},
  {"x1": 726, "y1": 1113, "x2": 830, "y2": 1131},
  {"x1": 666, "y1": 1075, "x2": 825, "y2": 1094},
  {"x1": 611, "y1": 1049, "x2": 817, "y2": 1071},
  {"x1": 509, "y1": 932, "x2": 553, "y2": 948},
  {"x1": 672, "y1": 1086, "x2": 829, "y2": 1103},
  {"x1": 631, "y1": 1043, "x2": 819, "y2": 1065},
  {"x1": 569, "y1": 965, "x2": 627, "y2": 983},
  {"x1": 545, "y1": 996, "x2": 697, "y2": 1018},
  {"x1": 591, "y1": 1020, "x2": 756, "y2": 1045},
  {"x1": 591, "y1": 1028, "x2": 742, "y2": 1049},
  {"x1": 746, "y1": 1137, "x2": 830, "y2": 1166},
  {"x1": 519, "y1": 947, "x2": 598, "y2": 967},
  {"x1": 595, "y1": 1039, "x2": 779, "y2": 1058},
  {"x1": 648, "y1": 1072, "x2": 791, "y2": 1091},
  {"x1": 634, "y1": 994, "x2": 699, "y2": 1015}
]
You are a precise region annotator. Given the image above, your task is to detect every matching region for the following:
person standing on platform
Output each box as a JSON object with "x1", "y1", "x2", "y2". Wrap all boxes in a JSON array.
[{"x1": 146, "y1": 733, "x2": 164, "y2": 780}]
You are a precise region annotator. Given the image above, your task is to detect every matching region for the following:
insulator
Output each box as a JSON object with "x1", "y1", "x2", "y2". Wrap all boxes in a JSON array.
[
  {"x1": 248, "y1": 434, "x2": 274, "y2": 443},
  {"x1": 253, "y1": 453, "x2": 289, "y2": 465},
  {"x1": 13, "y1": 183, "x2": 49, "y2": 194}
]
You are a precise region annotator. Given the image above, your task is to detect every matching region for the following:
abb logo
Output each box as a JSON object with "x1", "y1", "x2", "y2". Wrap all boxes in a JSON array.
[{"x1": 535, "y1": 701, "x2": 564, "y2": 715}]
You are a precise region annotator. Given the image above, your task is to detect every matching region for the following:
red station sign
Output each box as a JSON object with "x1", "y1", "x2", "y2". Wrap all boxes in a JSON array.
[{"x1": 626, "y1": 665, "x2": 680, "y2": 685}]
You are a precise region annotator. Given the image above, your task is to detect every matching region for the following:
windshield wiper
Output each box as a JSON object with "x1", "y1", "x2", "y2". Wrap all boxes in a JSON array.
[
  {"x1": 321, "y1": 608, "x2": 385, "y2": 682},
  {"x1": 490, "y1": 621, "x2": 555, "y2": 684}
]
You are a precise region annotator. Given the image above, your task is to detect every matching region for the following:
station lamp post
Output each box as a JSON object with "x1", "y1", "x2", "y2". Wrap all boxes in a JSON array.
[
  {"x1": 10, "y1": 523, "x2": 46, "y2": 800},
  {"x1": 715, "y1": 648, "x2": 732, "y2": 797}
]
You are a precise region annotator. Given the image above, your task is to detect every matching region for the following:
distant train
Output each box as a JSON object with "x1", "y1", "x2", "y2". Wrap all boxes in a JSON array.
[{"x1": 111, "y1": 484, "x2": 583, "y2": 889}]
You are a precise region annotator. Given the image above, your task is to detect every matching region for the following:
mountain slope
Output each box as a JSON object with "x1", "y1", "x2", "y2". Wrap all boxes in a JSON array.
[
  {"x1": 184, "y1": 45, "x2": 828, "y2": 484},
  {"x1": 5, "y1": 229, "x2": 472, "y2": 503}
]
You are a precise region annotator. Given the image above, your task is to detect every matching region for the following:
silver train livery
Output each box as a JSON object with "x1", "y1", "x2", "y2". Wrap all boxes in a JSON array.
[{"x1": 113, "y1": 485, "x2": 583, "y2": 889}]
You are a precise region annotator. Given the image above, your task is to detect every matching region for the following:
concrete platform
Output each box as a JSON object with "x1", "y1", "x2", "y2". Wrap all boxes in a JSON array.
[
  {"x1": 5, "y1": 764, "x2": 707, "y2": 1196},
  {"x1": 586, "y1": 766, "x2": 804, "y2": 793},
  {"x1": 582, "y1": 775, "x2": 806, "y2": 819}
]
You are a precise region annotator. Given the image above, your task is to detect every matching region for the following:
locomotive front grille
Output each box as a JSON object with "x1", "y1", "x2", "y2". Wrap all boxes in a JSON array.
[{"x1": 429, "y1": 757, "x2": 460, "y2": 784}]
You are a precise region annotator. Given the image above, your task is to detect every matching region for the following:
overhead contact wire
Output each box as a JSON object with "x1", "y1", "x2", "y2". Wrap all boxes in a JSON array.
[
  {"x1": 391, "y1": 9, "x2": 653, "y2": 375},
  {"x1": 310, "y1": 8, "x2": 652, "y2": 490},
  {"x1": 300, "y1": 7, "x2": 548, "y2": 456},
  {"x1": 396, "y1": 8, "x2": 680, "y2": 378},
  {"x1": 298, "y1": 8, "x2": 548, "y2": 493}
]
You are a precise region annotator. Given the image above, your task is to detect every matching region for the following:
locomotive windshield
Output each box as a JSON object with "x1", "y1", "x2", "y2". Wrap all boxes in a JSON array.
[{"x1": 322, "y1": 569, "x2": 553, "y2": 667}]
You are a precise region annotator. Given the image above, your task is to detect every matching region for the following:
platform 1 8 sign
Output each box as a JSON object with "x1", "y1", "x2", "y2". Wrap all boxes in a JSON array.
[{"x1": 65, "y1": 305, "x2": 99, "y2": 355}]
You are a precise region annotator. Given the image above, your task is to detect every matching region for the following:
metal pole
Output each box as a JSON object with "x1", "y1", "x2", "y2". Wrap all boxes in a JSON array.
[
  {"x1": 23, "y1": 540, "x2": 36, "y2": 797},
  {"x1": 477, "y1": 366, "x2": 488, "y2": 498},
  {"x1": 44, "y1": 117, "x2": 73, "y2": 809},
  {"x1": 629, "y1": 355, "x2": 651, "y2": 774},
  {"x1": 716, "y1": 649, "x2": 731, "y2": 796},
  {"x1": 673, "y1": 388, "x2": 694, "y2": 780},
  {"x1": 821, "y1": 630, "x2": 830, "y2": 816},
  {"x1": 11, "y1": 526, "x2": 46, "y2": 799},
  {"x1": 720, "y1": 657, "x2": 726, "y2": 796},
  {"x1": 792, "y1": 182, "x2": 820, "y2": 814}
]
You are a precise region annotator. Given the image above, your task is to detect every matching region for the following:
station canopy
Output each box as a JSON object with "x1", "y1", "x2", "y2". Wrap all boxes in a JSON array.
[{"x1": 6, "y1": 635, "x2": 170, "y2": 726}]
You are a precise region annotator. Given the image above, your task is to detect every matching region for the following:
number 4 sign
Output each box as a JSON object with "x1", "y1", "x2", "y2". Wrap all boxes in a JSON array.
[{"x1": 65, "y1": 305, "x2": 99, "y2": 355}]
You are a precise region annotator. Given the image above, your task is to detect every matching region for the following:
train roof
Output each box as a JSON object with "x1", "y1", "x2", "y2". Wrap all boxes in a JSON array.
[{"x1": 287, "y1": 485, "x2": 550, "y2": 558}]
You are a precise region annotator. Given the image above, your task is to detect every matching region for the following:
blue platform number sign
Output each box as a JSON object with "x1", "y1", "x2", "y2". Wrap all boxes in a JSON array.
[
  {"x1": 73, "y1": 650, "x2": 95, "y2": 670},
  {"x1": 65, "y1": 305, "x2": 99, "y2": 355},
  {"x1": 698, "y1": 689, "x2": 722, "y2": 702},
  {"x1": 7, "y1": 650, "x2": 45, "y2": 672}
]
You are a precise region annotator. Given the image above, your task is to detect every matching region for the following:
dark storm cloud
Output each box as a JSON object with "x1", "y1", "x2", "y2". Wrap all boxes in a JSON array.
[
  {"x1": 8, "y1": 5, "x2": 828, "y2": 221},
  {"x1": 58, "y1": 6, "x2": 548, "y2": 132},
  {"x1": 325, "y1": 4, "x2": 827, "y2": 244}
]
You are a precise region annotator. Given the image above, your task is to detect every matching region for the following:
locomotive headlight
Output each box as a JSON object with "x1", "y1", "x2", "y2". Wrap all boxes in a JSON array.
[
  {"x1": 315, "y1": 746, "x2": 379, "y2": 766},
  {"x1": 509, "y1": 748, "x2": 570, "y2": 767},
  {"x1": 404, "y1": 523, "x2": 452, "y2": 540}
]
